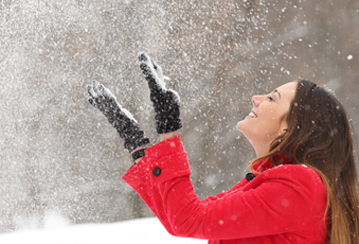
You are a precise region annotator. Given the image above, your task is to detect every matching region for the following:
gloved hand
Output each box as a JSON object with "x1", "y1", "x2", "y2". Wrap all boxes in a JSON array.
[
  {"x1": 87, "y1": 80, "x2": 149, "y2": 158},
  {"x1": 138, "y1": 52, "x2": 182, "y2": 134}
]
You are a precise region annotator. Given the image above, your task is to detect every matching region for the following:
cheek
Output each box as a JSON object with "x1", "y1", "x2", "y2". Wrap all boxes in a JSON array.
[
  {"x1": 263, "y1": 105, "x2": 285, "y2": 120},
  {"x1": 258, "y1": 107, "x2": 275, "y2": 122},
  {"x1": 258, "y1": 109, "x2": 284, "y2": 132}
]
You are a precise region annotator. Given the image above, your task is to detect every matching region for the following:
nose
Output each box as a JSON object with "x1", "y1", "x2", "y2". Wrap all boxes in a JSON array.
[{"x1": 252, "y1": 95, "x2": 262, "y2": 107}]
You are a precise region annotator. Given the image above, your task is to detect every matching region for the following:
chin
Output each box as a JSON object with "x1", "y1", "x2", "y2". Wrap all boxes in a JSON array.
[
  {"x1": 236, "y1": 119, "x2": 247, "y2": 132},
  {"x1": 236, "y1": 120, "x2": 257, "y2": 141}
]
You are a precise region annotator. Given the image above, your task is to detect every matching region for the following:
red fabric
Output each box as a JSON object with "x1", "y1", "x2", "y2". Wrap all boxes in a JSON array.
[{"x1": 122, "y1": 136, "x2": 327, "y2": 244}]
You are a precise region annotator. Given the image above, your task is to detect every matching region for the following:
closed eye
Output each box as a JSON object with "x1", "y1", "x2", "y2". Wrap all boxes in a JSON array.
[{"x1": 268, "y1": 96, "x2": 274, "y2": 101}]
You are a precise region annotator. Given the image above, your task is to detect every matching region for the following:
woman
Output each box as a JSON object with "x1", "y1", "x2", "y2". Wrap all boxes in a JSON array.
[{"x1": 87, "y1": 52, "x2": 359, "y2": 244}]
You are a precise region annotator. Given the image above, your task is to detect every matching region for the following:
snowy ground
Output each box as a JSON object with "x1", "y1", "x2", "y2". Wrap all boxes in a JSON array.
[{"x1": 0, "y1": 217, "x2": 207, "y2": 244}]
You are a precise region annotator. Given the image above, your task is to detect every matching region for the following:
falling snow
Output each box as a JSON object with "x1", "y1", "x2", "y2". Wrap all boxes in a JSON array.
[{"x1": 0, "y1": 0, "x2": 359, "y2": 237}]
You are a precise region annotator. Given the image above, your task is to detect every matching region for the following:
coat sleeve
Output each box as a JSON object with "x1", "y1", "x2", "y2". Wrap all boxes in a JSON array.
[{"x1": 122, "y1": 136, "x2": 327, "y2": 240}]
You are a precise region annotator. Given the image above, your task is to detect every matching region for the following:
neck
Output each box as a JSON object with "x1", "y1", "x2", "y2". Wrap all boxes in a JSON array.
[{"x1": 251, "y1": 140, "x2": 271, "y2": 158}]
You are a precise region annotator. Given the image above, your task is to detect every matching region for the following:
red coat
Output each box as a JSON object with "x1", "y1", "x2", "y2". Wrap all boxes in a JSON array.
[{"x1": 122, "y1": 136, "x2": 327, "y2": 244}]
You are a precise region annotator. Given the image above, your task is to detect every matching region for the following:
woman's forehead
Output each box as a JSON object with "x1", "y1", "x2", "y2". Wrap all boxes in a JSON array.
[{"x1": 276, "y1": 82, "x2": 297, "y2": 97}]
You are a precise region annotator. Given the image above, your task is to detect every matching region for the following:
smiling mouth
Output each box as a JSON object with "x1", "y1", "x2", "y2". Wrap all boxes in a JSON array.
[{"x1": 247, "y1": 111, "x2": 257, "y2": 118}]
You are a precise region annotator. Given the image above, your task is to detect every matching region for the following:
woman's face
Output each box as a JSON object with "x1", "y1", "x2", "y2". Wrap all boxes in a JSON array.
[{"x1": 236, "y1": 81, "x2": 298, "y2": 157}]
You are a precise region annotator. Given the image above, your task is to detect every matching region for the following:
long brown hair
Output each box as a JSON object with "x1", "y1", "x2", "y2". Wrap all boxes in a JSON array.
[{"x1": 250, "y1": 80, "x2": 359, "y2": 244}]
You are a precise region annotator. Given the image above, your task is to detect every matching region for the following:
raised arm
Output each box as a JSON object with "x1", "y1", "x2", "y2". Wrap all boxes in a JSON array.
[
  {"x1": 138, "y1": 52, "x2": 181, "y2": 141},
  {"x1": 86, "y1": 80, "x2": 149, "y2": 160}
]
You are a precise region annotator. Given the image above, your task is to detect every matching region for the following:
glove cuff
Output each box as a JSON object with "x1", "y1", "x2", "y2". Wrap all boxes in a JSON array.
[
  {"x1": 156, "y1": 119, "x2": 182, "y2": 134},
  {"x1": 124, "y1": 137, "x2": 150, "y2": 153},
  {"x1": 131, "y1": 148, "x2": 147, "y2": 160}
]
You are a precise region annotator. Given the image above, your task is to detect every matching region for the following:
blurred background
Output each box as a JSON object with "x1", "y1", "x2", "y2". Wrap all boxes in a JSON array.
[{"x1": 0, "y1": 0, "x2": 359, "y2": 232}]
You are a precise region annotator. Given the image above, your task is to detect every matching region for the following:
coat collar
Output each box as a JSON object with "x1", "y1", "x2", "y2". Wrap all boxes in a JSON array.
[{"x1": 251, "y1": 154, "x2": 290, "y2": 175}]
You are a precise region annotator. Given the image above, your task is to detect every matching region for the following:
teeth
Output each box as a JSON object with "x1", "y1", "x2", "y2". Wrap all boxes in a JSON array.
[{"x1": 248, "y1": 111, "x2": 257, "y2": 118}]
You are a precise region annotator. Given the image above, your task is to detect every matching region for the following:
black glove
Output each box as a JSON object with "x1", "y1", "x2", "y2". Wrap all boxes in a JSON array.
[
  {"x1": 138, "y1": 52, "x2": 182, "y2": 134},
  {"x1": 87, "y1": 80, "x2": 149, "y2": 157}
]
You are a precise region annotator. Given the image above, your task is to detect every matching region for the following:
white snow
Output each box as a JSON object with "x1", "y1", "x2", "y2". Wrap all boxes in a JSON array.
[
  {"x1": 347, "y1": 55, "x2": 353, "y2": 60},
  {"x1": 0, "y1": 217, "x2": 206, "y2": 244}
]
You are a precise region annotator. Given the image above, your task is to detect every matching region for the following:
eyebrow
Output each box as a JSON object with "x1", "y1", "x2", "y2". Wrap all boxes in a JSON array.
[{"x1": 273, "y1": 89, "x2": 281, "y2": 99}]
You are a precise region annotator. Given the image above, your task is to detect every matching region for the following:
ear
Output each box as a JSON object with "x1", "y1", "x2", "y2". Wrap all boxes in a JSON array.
[
  {"x1": 278, "y1": 128, "x2": 288, "y2": 136},
  {"x1": 278, "y1": 117, "x2": 288, "y2": 135}
]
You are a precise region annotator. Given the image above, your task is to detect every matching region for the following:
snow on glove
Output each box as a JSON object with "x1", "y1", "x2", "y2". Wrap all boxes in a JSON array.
[
  {"x1": 87, "y1": 80, "x2": 149, "y2": 155},
  {"x1": 138, "y1": 52, "x2": 182, "y2": 134}
]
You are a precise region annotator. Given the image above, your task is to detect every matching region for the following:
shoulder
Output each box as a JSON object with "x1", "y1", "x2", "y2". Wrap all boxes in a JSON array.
[
  {"x1": 263, "y1": 163, "x2": 320, "y2": 177},
  {"x1": 259, "y1": 164, "x2": 326, "y2": 194}
]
